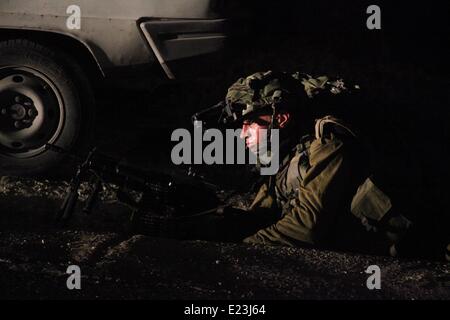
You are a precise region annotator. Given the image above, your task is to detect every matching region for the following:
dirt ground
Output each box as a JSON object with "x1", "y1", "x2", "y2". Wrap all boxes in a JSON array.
[
  {"x1": 0, "y1": 191, "x2": 449, "y2": 300},
  {"x1": 0, "y1": 169, "x2": 449, "y2": 300}
]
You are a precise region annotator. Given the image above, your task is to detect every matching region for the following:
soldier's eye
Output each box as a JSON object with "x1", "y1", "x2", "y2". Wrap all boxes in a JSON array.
[{"x1": 253, "y1": 119, "x2": 271, "y2": 126}]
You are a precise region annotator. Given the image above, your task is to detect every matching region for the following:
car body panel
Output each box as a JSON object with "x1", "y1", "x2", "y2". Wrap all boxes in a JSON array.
[{"x1": 0, "y1": 0, "x2": 227, "y2": 78}]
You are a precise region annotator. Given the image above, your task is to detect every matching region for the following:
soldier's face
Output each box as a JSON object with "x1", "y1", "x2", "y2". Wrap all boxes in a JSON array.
[
  {"x1": 240, "y1": 113, "x2": 290, "y2": 154},
  {"x1": 240, "y1": 115, "x2": 272, "y2": 154}
]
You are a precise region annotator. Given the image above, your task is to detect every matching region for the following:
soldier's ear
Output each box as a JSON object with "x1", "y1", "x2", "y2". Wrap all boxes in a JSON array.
[{"x1": 276, "y1": 112, "x2": 291, "y2": 128}]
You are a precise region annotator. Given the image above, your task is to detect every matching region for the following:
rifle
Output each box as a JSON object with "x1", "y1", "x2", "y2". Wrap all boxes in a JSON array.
[{"x1": 46, "y1": 144, "x2": 221, "y2": 238}]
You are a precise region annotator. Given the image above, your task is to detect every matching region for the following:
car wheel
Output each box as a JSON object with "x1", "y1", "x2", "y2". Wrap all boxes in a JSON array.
[{"x1": 0, "y1": 39, "x2": 95, "y2": 176}]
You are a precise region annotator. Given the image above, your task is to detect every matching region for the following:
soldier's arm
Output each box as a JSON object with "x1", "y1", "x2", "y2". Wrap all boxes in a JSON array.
[
  {"x1": 248, "y1": 183, "x2": 277, "y2": 212},
  {"x1": 243, "y1": 136, "x2": 363, "y2": 247},
  {"x1": 211, "y1": 183, "x2": 279, "y2": 242}
]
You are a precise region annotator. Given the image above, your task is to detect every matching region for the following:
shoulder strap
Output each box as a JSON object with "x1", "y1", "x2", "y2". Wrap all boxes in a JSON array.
[{"x1": 315, "y1": 115, "x2": 357, "y2": 143}]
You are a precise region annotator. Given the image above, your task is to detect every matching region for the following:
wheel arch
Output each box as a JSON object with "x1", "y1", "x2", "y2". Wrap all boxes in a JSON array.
[{"x1": 0, "y1": 28, "x2": 105, "y2": 85}]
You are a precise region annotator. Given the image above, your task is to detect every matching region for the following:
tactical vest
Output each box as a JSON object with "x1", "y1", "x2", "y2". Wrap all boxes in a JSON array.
[{"x1": 273, "y1": 116, "x2": 399, "y2": 231}]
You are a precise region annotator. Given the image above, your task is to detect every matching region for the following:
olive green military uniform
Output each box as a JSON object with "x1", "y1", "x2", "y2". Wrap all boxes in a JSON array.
[
  {"x1": 220, "y1": 71, "x2": 413, "y2": 253},
  {"x1": 242, "y1": 115, "x2": 372, "y2": 247}
]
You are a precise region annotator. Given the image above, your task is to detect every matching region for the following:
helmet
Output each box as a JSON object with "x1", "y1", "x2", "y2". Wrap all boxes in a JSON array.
[{"x1": 221, "y1": 70, "x2": 359, "y2": 125}]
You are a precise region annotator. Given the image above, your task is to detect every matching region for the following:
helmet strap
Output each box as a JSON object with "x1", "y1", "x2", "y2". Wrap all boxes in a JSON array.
[
  {"x1": 256, "y1": 104, "x2": 275, "y2": 168},
  {"x1": 266, "y1": 102, "x2": 277, "y2": 158}
]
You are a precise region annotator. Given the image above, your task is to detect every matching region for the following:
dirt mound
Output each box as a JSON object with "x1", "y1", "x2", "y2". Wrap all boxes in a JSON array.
[{"x1": 0, "y1": 193, "x2": 449, "y2": 300}]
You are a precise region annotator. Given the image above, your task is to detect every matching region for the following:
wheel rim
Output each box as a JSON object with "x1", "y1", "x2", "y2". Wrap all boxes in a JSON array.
[{"x1": 0, "y1": 66, "x2": 65, "y2": 159}]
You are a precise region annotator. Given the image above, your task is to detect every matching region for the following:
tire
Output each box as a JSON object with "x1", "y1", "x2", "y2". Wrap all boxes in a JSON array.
[{"x1": 0, "y1": 39, "x2": 95, "y2": 176}]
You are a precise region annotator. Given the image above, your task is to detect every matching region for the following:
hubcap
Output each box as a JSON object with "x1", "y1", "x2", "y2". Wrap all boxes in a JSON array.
[{"x1": 0, "y1": 66, "x2": 65, "y2": 158}]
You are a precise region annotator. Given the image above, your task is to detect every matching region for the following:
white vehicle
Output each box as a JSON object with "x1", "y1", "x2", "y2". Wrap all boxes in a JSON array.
[{"x1": 0, "y1": 0, "x2": 234, "y2": 175}]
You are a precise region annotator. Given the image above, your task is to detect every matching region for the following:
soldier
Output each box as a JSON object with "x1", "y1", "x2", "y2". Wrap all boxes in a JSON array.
[{"x1": 214, "y1": 71, "x2": 414, "y2": 256}]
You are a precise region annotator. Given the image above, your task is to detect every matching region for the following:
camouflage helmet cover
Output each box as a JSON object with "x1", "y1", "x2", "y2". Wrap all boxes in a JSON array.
[{"x1": 223, "y1": 70, "x2": 359, "y2": 124}]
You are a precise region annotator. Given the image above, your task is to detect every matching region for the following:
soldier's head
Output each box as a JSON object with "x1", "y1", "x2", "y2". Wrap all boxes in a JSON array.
[
  {"x1": 222, "y1": 71, "x2": 307, "y2": 155},
  {"x1": 221, "y1": 71, "x2": 359, "y2": 155}
]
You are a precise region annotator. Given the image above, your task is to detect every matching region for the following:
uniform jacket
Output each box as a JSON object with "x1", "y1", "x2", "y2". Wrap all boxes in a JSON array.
[{"x1": 243, "y1": 116, "x2": 373, "y2": 247}]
